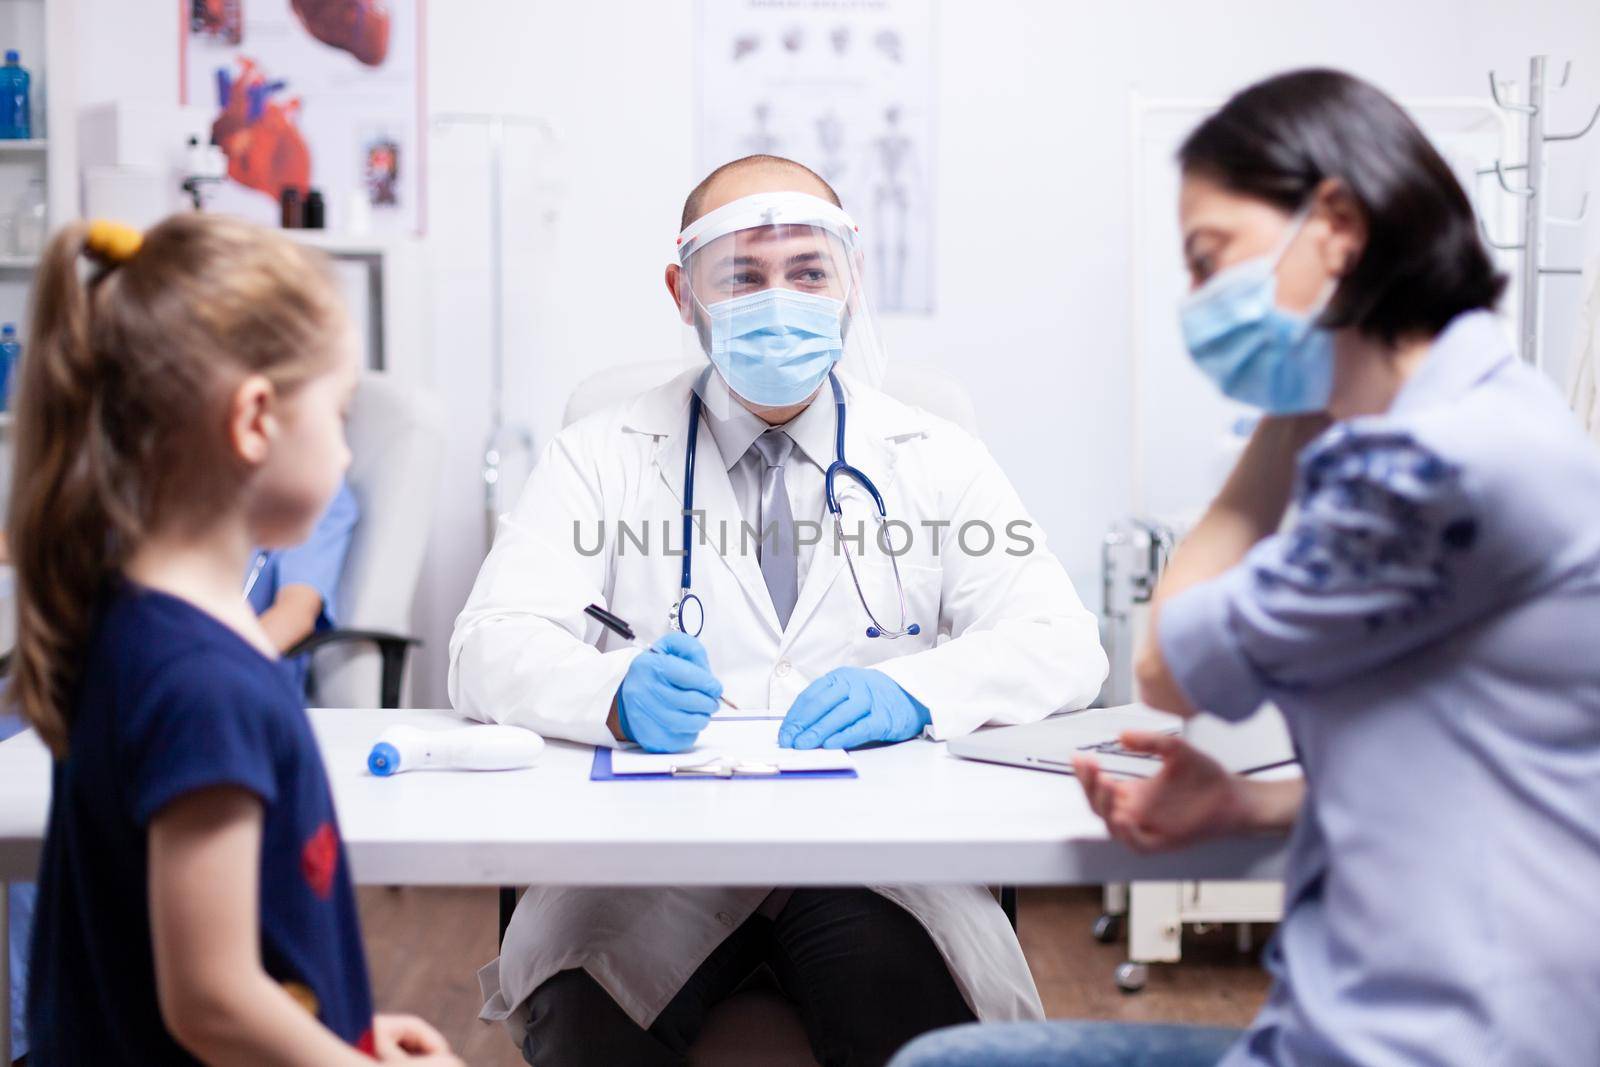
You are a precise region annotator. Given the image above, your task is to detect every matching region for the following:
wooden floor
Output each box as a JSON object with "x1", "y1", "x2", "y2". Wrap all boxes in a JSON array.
[{"x1": 359, "y1": 886, "x2": 1272, "y2": 1066}]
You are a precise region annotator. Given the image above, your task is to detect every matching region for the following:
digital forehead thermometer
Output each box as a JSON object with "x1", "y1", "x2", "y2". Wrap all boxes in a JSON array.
[{"x1": 367, "y1": 724, "x2": 545, "y2": 777}]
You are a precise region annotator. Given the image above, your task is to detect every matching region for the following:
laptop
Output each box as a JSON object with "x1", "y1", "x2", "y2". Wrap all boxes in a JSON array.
[{"x1": 946, "y1": 703, "x2": 1297, "y2": 778}]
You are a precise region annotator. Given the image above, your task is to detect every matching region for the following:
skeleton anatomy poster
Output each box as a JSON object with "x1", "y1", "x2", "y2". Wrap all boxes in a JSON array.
[
  {"x1": 181, "y1": 0, "x2": 423, "y2": 234},
  {"x1": 696, "y1": 0, "x2": 937, "y2": 314}
]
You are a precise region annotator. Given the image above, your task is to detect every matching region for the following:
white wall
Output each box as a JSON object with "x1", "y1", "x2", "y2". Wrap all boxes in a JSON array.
[{"x1": 73, "y1": 1, "x2": 1600, "y2": 707}]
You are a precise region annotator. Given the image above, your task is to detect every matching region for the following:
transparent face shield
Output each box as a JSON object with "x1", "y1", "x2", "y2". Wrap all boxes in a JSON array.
[{"x1": 674, "y1": 191, "x2": 888, "y2": 420}]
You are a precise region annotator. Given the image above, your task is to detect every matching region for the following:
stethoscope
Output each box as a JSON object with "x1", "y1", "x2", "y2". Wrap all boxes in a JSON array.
[{"x1": 670, "y1": 371, "x2": 921, "y2": 641}]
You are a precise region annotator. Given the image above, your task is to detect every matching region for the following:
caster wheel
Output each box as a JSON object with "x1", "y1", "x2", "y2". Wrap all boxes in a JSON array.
[
  {"x1": 1091, "y1": 912, "x2": 1122, "y2": 943},
  {"x1": 1114, "y1": 961, "x2": 1148, "y2": 993}
]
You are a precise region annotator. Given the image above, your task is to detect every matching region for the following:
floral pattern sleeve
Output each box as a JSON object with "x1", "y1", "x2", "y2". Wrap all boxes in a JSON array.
[{"x1": 1157, "y1": 424, "x2": 1502, "y2": 720}]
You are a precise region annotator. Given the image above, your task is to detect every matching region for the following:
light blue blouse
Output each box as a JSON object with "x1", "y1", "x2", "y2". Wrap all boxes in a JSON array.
[{"x1": 1162, "y1": 311, "x2": 1600, "y2": 1066}]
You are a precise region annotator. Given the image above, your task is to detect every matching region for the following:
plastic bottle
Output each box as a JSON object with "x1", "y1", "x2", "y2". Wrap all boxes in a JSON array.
[
  {"x1": 367, "y1": 724, "x2": 545, "y2": 777},
  {"x1": 303, "y1": 188, "x2": 325, "y2": 229},
  {"x1": 280, "y1": 186, "x2": 302, "y2": 229},
  {"x1": 0, "y1": 323, "x2": 19, "y2": 411},
  {"x1": 0, "y1": 51, "x2": 31, "y2": 140}
]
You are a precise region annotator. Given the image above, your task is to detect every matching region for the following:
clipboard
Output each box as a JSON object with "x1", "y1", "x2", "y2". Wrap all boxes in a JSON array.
[{"x1": 590, "y1": 747, "x2": 858, "y2": 782}]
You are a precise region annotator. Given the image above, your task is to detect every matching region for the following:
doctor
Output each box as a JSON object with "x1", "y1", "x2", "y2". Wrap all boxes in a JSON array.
[{"x1": 451, "y1": 154, "x2": 1108, "y2": 1067}]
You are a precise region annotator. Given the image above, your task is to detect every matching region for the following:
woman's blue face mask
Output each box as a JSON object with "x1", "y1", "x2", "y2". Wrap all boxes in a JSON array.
[
  {"x1": 702, "y1": 286, "x2": 846, "y2": 407},
  {"x1": 1179, "y1": 209, "x2": 1336, "y2": 415}
]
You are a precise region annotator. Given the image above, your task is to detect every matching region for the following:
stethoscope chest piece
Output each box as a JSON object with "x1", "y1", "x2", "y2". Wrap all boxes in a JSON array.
[{"x1": 670, "y1": 589, "x2": 705, "y2": 638}]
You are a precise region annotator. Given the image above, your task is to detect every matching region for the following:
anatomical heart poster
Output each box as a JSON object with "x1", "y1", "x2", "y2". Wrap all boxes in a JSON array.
[{"x1": 182, "y1": 0, "x2": 422, "y2": 234}]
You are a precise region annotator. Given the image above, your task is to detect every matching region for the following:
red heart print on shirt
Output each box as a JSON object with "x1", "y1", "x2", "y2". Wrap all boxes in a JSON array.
[{"x1": 301, "y1": 821, "x2": 338, "y2": 900}]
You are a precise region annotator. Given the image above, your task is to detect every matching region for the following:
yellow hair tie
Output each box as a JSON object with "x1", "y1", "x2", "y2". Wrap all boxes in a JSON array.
[{"x1": 85, "y1": 219, "x2": 143, "y2": 263}]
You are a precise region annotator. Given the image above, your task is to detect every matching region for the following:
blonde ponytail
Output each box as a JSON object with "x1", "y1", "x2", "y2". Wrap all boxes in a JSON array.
[
  {"x1": 6, "y1": 214, "x2": 341, "y2": 755},
  {"x1": 8, "y1": 222, "x2": 127, "y2": 753}
]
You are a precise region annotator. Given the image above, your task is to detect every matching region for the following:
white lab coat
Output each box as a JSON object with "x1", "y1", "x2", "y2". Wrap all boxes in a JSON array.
[{"x1": 450, "y1": 367, "x2": 1108, "y2": 1034}]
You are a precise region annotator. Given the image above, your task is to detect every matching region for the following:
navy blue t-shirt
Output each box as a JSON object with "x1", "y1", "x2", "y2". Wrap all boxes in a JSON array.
[{"x1": 27, "y1": 585, "x2": 376, "y2": 1063}]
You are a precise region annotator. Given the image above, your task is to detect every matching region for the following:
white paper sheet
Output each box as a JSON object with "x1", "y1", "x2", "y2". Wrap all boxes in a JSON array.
[{"x1": 610, "y1": 720, "x2": 854, "y2": 776}]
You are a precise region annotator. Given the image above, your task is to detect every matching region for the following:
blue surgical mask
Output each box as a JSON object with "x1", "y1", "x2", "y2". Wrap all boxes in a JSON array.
[
  {"x1": 703, "y1": 287, "x2": 845, "y2": 407},
  {"x1": 1179, "y1": 211, "x2": 1335, "y2": 415}
]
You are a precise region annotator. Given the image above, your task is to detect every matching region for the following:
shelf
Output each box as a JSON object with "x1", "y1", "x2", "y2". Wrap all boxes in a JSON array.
[
  {"x1": 284, "y1": 231, "x2": 406, "y2": 258},
  {"x1": 0, "y1": 139, "x2": 45, "y2": 153},
  {"x1": 0, "y1": 255, "x2": 36, "y2": 271}
]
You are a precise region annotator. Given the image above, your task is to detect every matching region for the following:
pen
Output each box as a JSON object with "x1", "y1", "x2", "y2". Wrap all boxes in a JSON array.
[{"x1": 584, "y1": 603, "x2": 741, "y2": 712}]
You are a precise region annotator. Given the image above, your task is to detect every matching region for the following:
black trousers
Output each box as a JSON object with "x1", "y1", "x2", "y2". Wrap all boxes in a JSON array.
[{"x1": 519, "y1": 888, "x2": 978, "y2": 1067}]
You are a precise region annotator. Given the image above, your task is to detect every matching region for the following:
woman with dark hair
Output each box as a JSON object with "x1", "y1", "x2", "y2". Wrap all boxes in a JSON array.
[{"x1": 891, "y1": 68, "x2": 1600, "y2": 1067}]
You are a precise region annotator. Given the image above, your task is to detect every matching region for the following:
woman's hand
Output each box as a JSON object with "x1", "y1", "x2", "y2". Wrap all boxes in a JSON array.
[
  {"x1": 373, "y1": 1013, "x2": 461, "y2": 1063},
  {"x1": 1073, "y1": 731, "x2": 1252, "y2": 852},
  {"x1": 1074, "y1": 731, "x2": 1305, "y2": 851}
]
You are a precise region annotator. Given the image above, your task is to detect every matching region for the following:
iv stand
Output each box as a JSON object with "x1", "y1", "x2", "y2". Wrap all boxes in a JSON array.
[
  {"x1": 1480, "y1": 55, "x2": 1599, "y2": 370},
  {"x1": 431, "y1": 112, "x2": 557, "y2": 549}
]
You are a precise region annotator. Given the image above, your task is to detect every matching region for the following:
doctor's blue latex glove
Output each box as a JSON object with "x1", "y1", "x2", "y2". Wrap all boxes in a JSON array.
[
  {"x1": 779, "y1": 667, "x2": 931, "y2": 750},
  {"x1": 616, "y1": 632, "x2": 724, "y2": 753}
]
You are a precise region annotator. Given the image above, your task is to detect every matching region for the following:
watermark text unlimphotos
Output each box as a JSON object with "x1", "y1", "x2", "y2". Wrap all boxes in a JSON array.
[{"x1": 573, "y1": 513, "x2": 1037, "y2": 559}]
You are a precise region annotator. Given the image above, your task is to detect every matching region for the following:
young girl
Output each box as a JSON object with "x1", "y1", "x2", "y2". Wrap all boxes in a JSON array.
[{"x1": 11, "y1": 215, "x2": 460, "y2": 1065}]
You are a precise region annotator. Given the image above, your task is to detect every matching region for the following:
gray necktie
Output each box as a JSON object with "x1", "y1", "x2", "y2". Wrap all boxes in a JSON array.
[{"x1": 751, "y1": 431, "x2": 799, "y2": 628}]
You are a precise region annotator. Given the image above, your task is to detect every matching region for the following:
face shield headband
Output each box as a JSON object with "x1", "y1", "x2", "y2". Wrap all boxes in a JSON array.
[{"x1": 675, "y1": 190, "x2": 861, "y2": 265}]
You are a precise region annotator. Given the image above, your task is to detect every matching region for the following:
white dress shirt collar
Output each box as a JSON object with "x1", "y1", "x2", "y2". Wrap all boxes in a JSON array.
[{"x1": 700, "y1": 372, "x2": 838, "y2": 473}]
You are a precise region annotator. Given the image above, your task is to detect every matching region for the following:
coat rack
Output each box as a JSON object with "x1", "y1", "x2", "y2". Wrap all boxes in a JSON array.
[{"x1": 1478, "y1": 55, "x2": 1599, "y2": 370}]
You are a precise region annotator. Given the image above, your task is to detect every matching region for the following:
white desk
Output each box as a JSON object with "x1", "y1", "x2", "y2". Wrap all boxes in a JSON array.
[{"x1": 0, "y1": 707, "x2": 1287, "y2": 1058}]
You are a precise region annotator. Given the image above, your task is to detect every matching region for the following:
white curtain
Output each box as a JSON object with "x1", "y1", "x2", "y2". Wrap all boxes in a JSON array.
[{"x1": 1566, "y1": 257, "x2": 1600, "y2": 441}]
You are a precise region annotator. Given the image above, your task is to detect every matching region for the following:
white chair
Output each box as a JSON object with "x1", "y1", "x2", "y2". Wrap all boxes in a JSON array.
[
  {"x1": 511, "y1": 361, "x2": 986, "y2": 1066},
  {"x1": 292, "y1": 372, "x2": 445, "y2": 709}
]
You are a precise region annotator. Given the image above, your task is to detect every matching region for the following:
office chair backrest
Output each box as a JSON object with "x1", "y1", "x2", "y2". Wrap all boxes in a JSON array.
[
  {"x1": 313, "y1": 372, "x2": 446, "y2": 707},
  {"x1": 562, "y1": 360, "x2": 980, "y2": 433}
]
